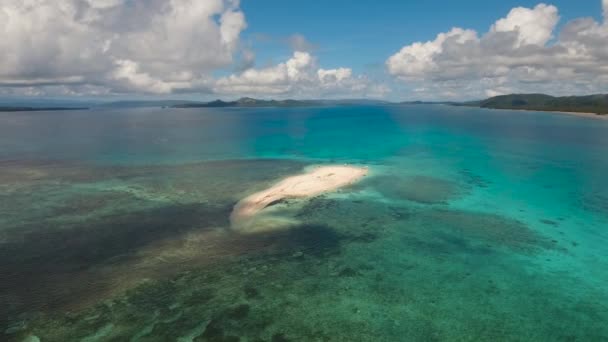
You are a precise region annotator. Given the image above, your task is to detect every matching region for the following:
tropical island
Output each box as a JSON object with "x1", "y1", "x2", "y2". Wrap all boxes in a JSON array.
[
  {"x1": 171, "y1": 97, "x2": 393, "y2": 108},
  {"x1": 2, "y1": 94, "x2": 607, "y2": 117},
  {"x1": 172, "y1": 97, "x2": 315, "y2": 108},
  {"x1": 174, "y1": 94, "x2": 608, "y2": 115},
  {"x1": 0, "y1": 106, "x2": 89, "y2": 112},
  {"x1": 459, "y1": 94, "x2": 608, "y2": 115}
]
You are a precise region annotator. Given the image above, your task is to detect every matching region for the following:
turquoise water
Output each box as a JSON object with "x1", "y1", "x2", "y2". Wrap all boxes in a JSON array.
[{"x1": 1, "y1": 105, "x2": 607, "y2": 341}]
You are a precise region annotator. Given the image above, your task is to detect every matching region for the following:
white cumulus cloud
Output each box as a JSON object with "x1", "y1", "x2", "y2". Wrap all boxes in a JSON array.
[
  {"x1": 0, "y1": 0, "x2": 246, "y2": 94},
  {"x1": 215, "y1": 51, "x2": 388, "y2": 98},
  {"x1": 387, "y1": 1, "x2": 608, "y2": 99},
  {"x1": 0, "y1": 1, "x2": 388, "y2": 98},
  {"x1": 490, "y1": 4, "x2": 559, "y2": 47}
]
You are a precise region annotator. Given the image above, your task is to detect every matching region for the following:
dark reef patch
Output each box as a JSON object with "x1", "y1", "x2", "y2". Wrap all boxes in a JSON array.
[
  {"x1": 348, "y1": 232, "x2": 379, "y2": 244},
  {"x1": 405, "y1": 209, "x2": 557, "y2": 254},
  {"x1": 143, "y1": 312, "x2": 207, "y2": 342},
  {"x1": 182, "y1": 288, "x2": 216, "y2": 307},
  {"x1": 279, "y1": 224, "x2": 343, "y2": 256},
  {"x1": 196, "y1": 304, "x2": 271, "y2": 342},
  {"x1": 459, "y1": 168, "x2": 491, "y2": 189},
  {"x1": 389, "y1": 206, "x2": 412, "y2": 220},
  {"x1": 0, "y1": 157, "x2": 314, "y2": 327},
  {"x1": 225, "y1": 304, "x2": 250, "y2": 320},
  {"x1": 126, "y1": 279, "x2": 179, "y2": 313},
  {"x1": 199, "y1": 318, "x2": 240, "y2": 342},
  {"x1": 295, "y1": 198, "x2": 338, "y2": 218},
  {"x1": 296, "y1": 196, "x2": 411, "y2": 232},
  {"x1": 271, "y1": 333, "x2": 291, "y2": 342},
  {"x1": 0, "y1": 202, "x2": 230, "y2": 269},
  {"x1": 540, "y1": 219, "x2": 559, "y2": 226},
  {"x1": 337, "y1": 267, "x2": 360, "y2": 278},
  {"x1": 0, "y1": 202, "x2": 231, "y2": 324},
  {"x1": 580, "y1": 191, "x2": 608, "y2": 217},
  {"x1": 402, "y1": 231, "x2": 495, "y2": 257},
  {"x1": 229, "y1": 224, "x2": 345, "y2": 258},
  {"x1": 244, "y1": 286, "x2": 260, "y2": 300}
]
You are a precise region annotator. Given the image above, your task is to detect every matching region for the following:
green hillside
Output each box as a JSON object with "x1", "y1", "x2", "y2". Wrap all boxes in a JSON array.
[{"x1": 464, "y1": 94, "x2": 608, "y2": 115}]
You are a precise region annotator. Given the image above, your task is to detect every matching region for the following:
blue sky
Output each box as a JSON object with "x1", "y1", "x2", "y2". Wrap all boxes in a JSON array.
[
  {"x1": 1, "y1": 0, "x2": 607, "y2": 101},
  {"x1": 241, "y1": 0, "x2": 602, "y2": 73}
]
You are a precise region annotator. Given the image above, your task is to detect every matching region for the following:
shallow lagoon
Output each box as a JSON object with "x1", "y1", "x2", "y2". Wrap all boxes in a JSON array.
[{"x1": 1, "y1": 105, "x2": 607, "y2": 341}]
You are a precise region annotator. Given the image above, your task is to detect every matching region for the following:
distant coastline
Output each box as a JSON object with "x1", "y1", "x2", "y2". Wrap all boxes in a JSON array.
[
  {"x1": 2, "y1": 94, "x2": 607, "y2": 120},
  {"x1": 476, "y1": 107, "x2": 608, "y2": 121},
  {"x1": 0, "y1": 106, "x2": 89, "y2": 112},
  {"x1": 457, "y1": 93, "x2": 608, "y2": 116},
  {"x1": 171, "y1": 97, "x2": 389, "y2": 109},
  {"x1": 172, "y1": 98, "x2": 312, "y2": 108}
]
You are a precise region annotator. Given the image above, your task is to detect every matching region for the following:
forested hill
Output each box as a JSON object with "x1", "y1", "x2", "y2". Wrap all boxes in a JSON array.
[{"x1": 463, "y1": 94, "x2": 608, "y2": 115}]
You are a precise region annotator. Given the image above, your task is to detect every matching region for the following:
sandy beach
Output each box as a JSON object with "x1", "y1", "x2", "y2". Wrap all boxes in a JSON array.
[
  {"x1": 552, "y1": 111, "x2": 608, "y2": 120},
  {"x1": 488, "y1": 107, "x2": 608, "y2": 120},
  {"x1": 230, "y1": 165, "x2": 369, "y2": 230}
]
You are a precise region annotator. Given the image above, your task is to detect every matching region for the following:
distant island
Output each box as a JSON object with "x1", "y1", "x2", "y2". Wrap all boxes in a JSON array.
[
  {"x1": 2, "y1": 94, "x2": 607, "y2": 116},
  {"x1": 171, "y1": 97, "x2": 315, "y2": 108},
  {"x1": 0, "y1": 106, "x2": 89, "y2": 112},
  {"x1": 400, "y1": 100, "x2": 459, "y2": 105},
  {"x1": 0, "y1": 98, "x2": 391, "y2": 111},
  {"x1": 172, "y1": 97, "x2": 323, "y2": 108},
  {"x1": 171, "y1": 97, "x2": 391, "y2": 108},
  {"x1": 460, "y1": 94, "x2": 608, "y2": 115}
]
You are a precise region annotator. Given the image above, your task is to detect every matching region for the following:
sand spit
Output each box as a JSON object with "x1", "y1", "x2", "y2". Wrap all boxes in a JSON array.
[{"x1": 230, "y1": 165, "x2": 368, "y2": 232}]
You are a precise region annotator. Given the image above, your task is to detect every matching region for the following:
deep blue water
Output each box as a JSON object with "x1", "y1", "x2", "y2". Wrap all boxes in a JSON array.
[{"x1": 1, "y1": 105, "x2": 607, "y2": 341}]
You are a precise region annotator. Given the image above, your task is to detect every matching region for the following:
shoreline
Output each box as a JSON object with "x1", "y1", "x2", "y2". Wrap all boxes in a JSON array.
[
  {"x1": 230, "y1": 165, "x2": 369, "y2": 230},
  {"x1": 481, "y1": 107, "x2": 608, "y2": 120},
  {"x1": 551, "y1": 110, "x2": 608, "y2": 120}
]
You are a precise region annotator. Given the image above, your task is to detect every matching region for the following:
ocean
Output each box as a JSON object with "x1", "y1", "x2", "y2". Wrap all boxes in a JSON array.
[{"x1": 1, "y1": 104, "x2": 607, "y2": 341}]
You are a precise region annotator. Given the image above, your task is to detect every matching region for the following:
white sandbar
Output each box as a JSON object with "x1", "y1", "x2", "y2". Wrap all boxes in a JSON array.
[{"x1": 230, "y1": 165, "x2": 368, "y2": 230}]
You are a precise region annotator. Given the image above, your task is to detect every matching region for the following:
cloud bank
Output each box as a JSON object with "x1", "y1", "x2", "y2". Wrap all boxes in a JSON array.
[
  {"x1": 387, "y1": 1, "x2": 608, "y2": 99},
  {"x1": 0, "y1": 0, "x2": 246, "y2": 95},
  {"x1": 3, "y1": 1, "x2": 607, "y2": 99},
  {"x1": 215, "y1": 51, "x2": 388, "y2": 98},
  {"x1": 0, "y1": 0, "x2": 379, "y2": 98}
]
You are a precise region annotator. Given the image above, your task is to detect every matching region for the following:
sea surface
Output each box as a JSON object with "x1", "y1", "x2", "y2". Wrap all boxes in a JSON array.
[{"x1": 1, "y1": 105, "x2": 607, "y2": 341}]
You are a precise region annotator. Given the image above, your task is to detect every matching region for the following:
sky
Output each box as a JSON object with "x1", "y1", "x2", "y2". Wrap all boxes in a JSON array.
[{"x1": 1, "y1": 0, "x2": 607, "y2": 101}]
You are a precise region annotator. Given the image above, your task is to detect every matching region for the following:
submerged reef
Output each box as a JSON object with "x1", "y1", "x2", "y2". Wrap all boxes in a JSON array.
[
  {"x1": 361, "y1": 174, "x2": 464, "y2": 204},
  {"x1": 404, "y1": 209, "x2": 559, "y2": 254},
  {"x1": 1, "y1": 158, "x2": 607, "y2": 341}
]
